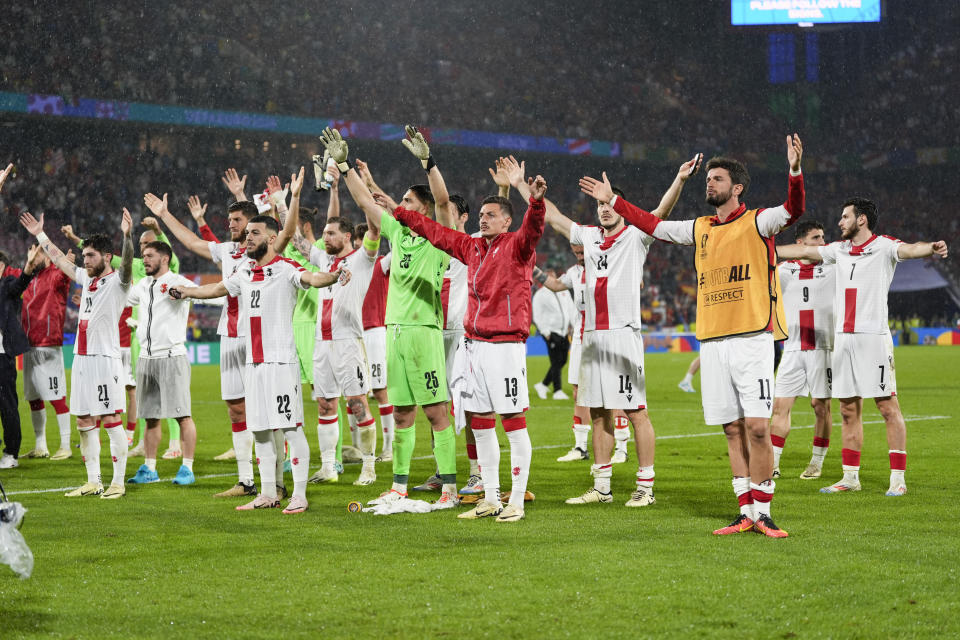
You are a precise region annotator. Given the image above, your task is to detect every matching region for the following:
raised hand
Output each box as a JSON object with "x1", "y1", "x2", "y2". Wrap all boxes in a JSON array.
[
  {"x1": 319, "y1": 127, "x2": 349, "y2": 168},
  {"x1": 933, "y1": 241, "x2": 948, "y2": 259},
  {"x1": 187, "y1": 195, "x2": 208, "y2": 223},
  {"x1": 0, "y1": 163, "x2": 13, "y2": 193},
  {"x1": 65, "y1": 249, "x2": 75, "y2": 264},
  {"x1": 401, "y1": 125, "x2": 431, "y2": 167},
  {"x1": 121, "y1": 208, "x2": 133, "y2": 236},
  {"x1": 265, "y1": 175, "x2": 285, "y2": 194},
  {"x1": 503, "y1": 155, "x2": 526, "y2": 188},
  {"x1": 20, "y1": 211, "x2": 44, "y2": 236},
  {"x1": 579, "y1": 171, "x2": 614, "y2": 203},
  {"x1": 787, "y1": 133, "x2": 803, "y2": 172},
  {"x1": 680, "y1": 153, "x2": 703, "y2": 181},
  {"x1": 488, "y1": 157, "x2": 510, "y2": 188},
  {"x1": 528, "y1": 175, "x2": 548, "y2": 201},
  {"x1": 25, "y1": 244, "x2": 42, "y2": 273},
  {"x1": 221, "y1": 168, "x2": 248, "y2": 199},
  {"x1": 372, "y1": 192, "x2": 398, "y2": 212},
  {"x1": 61, "y1": 224, "x2": 81, "y2": 245},
  {"x1": 143, "y1": 192, "x2": 169, "y2": 217},
  {"x1": 142, "y1": 216, "x2": 161, "y2": 233},
  {"x1": 354, "y1": 158, "x2": 373, "y2": 188},
  {"x1": 290, "y1": 166, "x2": 305, "y2": 197}
]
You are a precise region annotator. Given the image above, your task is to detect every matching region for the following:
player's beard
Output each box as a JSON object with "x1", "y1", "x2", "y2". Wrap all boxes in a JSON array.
[
  {"x1": 247, "y1": 241, "x2": 268, "y2": 261},
  {"x1": 86, "y1": 257, "x2": 107, "y2": 278},
  {"x1": 324, "y1": 239, "x2": 344, "y2": 255},
  {"x1": 705, "y1": 189, "x2": 732, "y2": 208},
  {"x1": 841, "y1": 224, "x2": 857, "y2": 240}
]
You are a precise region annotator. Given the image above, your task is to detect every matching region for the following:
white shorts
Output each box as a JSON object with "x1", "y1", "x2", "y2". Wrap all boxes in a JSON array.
[
  {"x1": 136, "y1": 355, "x2": 192, "y2": 419},
  {"x1": 567, "y1": 340, "x2": 582, "y2": 386},
  {"x1": 443, "y1": 329, "x2": 464, "y2": 393},
  {"x1": 776, "y1": 349, "x2": 832, "y2": 399},
  {"x1": 312, "y1": 337, "x2": 370, "y2": 399},
  {"x1": 452, "y1": 339, "x2": 529, "y2": 416},
  {"x1": 220, "y1": 335, "x2": 246, "y2": 401},
  {"x1": 244, "y1": 362, "x2": 304, "y2": 431},
  {"x1": 70, "y1": 354, "x2": 125, "y2": 417},
  {"x1": 363, "y1": 327, "x2": 387, "y2": 390},
  {"x1": 578, "y1": 328, "x2": 647, "y2": 410},
  {"x1": 23, "y1": 346, "x2": 67, "y2": 401},
  {"x1": 700, "y1": 332, "x2": 774, "y2": 425},
  {"x1": 831, "y1": 332, "x2": 897, "y2": 399},
  {"x1": 121, "y1": 347, "x2": 136, "y2": 387}
]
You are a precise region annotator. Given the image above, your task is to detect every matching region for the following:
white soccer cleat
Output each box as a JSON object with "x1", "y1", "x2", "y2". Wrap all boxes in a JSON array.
[
  {"x1": 282, "y1": 495, "x2": 309, "y2": 514},
  {"x1": 367, "y1": 489, "x2": 407, "y2": 506},
  {"x1": 556, "y1": 447, "x2": 588, "y2": 462},
  {"x1": 161, "y1": 447, "x2": 182, "y2": 460},
  {"x1": 552, "y1": 390, "x2": 569, "y2": 400},
  {"x1": 100, "y1": 484, "x2": 126, "y2": 500},
  {"x1": 375, "y1": 450, "x2": 393, "y2": 463},
  {"x1": 459, "y1": 474, "x2": 483, "y2": 495},
  {"x1": 353, "y1": 464, "x2": 377, "y2": 486},
  {"x1": 64, "y1": 482, "x2": 104, "y2": 497},
  {"x1": 457, "y1": 500, "x2": 503, "y2": 519},
  {"x1": 308, "y1": 465, "x2": 339, "y2": 484},
  {"x1": 50, "y1": 447, "x2": 73, "y2": 461},
  {"x1": 495, "y1": 504, "x2": 525, "y2": 523},
  {"x1": 625, "y1": 488, "x2": 656, "y2": 507},
  {"x1": 820, "y1": 478, "x2": 861, "y2": 494},
  {"x1": 236, "y1": 494, "x2": 280, "y2": 511},
  {"x1": 128, "y1": 441, "x2": 146, "y2": 457},
  {"x1": 533, "y1": 382, "x2": 549, "y2": 400},
  {"x1": 885, "y1": 483, "x2": 907, "y2": 497},
  {"x1": 432, "y1": 491, "x2": 461, "y2": 510},
  {"x1": 24, "y1": 448, "x2": 50, "y2": 459},
  {"x1": 565, "y1": 488, "x2": 613, "y2": 504},
  {"x1": 678, "y1": 380, "x2": 696, "y2": 393},
  {"x1": 0, "y1": 454, "x2": 18, "y2": 469},
  {"x1": 213, "y1": 447, "x2": 236, "y2": 461},
  {"x1": 799, "y1": 464, "x2": 822, "y2": 480},
  {"x1": 611, "y1": 450, "x2": 628, "y2": 464}
]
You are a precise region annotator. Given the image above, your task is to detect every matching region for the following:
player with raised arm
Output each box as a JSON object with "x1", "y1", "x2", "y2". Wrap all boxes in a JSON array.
[
  {"x1": 21, "y1": 208, "x2": 135, "y2": 498},
  {"x1": 776, "y1": 197, "x2": 948, "y2": 496},
  {"x1": 322, "y1": 126, "x2": 461, "y2": 510},
  {"x1": 581, "y1": 135, "x2": 804, "y2": 536},
  {"x1": 171, "y1": 167, "x2": 340, "y2": 513},
  {"x1": 770, "y1": 221, "x2": 836, "y2": 480}
]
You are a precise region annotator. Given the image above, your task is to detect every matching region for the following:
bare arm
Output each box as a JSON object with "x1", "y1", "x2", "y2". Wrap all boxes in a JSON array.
[
  {"x1": 650, "y1": 154, "x2": 702, "y2": 220},
  {"x1": 221, "y1": 168, "x2": 248, "y2": 202},
  {"x1": 275, "y1": 167, "x2": 304, "y2": 254},
  {"x1": 119, "y1": 208, "x2": 134, "y2": 285},
  {"x1": 401, "y1": 125, "x2": 458, "y2": 230},
  {"x1": 775, "y1": 244, "x2": 822, "y2": 262},
  {"x1": 301, "y1": 268, "x2": 346, "y2": 289},
  {"x1": 144, "y1": 192, "x2": 213, "y2": 260},
  {"x1": 354, "y1": 159, "x2": 385, "y2": 196},
  {"x1": 327, "y1": 165, "x2": 341, "y2": 221},
  {"x1": 532, "y1": 266, "x2": 568, "y2": 292},
  {"x1": 169, "y1": 281, "x2": 229, "y2": 300},
  {"x1": 898, "y1": 240, "x2": 948, "y2": 260},
  {"x1": 19, "y1": 212, "x2": 80, "y2": 282},
  {"x1": 0, "y1": 163, "x2": 12, "y2": 193},
  {"x1": 488, "y1": 157, "x2": 511, "y2": 199}
]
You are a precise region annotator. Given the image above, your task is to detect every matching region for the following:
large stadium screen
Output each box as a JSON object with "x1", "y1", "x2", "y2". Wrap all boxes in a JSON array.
[{"x1": 731, "y1": 0, "x2": 882, "y2": 26}]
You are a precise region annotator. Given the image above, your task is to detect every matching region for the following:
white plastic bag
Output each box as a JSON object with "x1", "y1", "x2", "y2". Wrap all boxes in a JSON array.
[{"x1": 0, "y1": 502, "x2": 33, "y2": 579}]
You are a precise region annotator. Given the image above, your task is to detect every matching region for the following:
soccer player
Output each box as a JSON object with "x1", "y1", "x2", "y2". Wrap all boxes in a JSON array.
[
  {"x1": 581, "y1": 135, "x2": 804, "y2": 537},
  {"x1": 21, "y1": 208, "x2": 135, "y2": 498},
  {"x1": 771, "y1": 221, "x2": 836, "y2": 480},
  {"x1": 125, "y1": 241, "x2": 198, "y2": 486},
  {"x1": 532, "y1": 267, "x2": 575, "y2": 401},
  {"x1": 289, "y1": 163, "x2": 381, "y2": 487},
  {"x1": 171, "y1": 167, "x2": 342, "y2": 513},
  {"x1": 776, "y1": 197, "x2": 948, "y2": 496},
  {"x1": 19, "y1": 246, "x2": 73, "y2": 459},
  {"x1": 321, "y1": 126, "x2": 460, "y2": 509},
  {"x1": 144, "y1": 179, "x2": 260, "y2": 498}
]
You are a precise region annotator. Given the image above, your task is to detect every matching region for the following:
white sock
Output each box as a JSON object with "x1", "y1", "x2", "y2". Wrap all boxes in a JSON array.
[
  {"x1": 750, "y1": 480, "x2": 775, "y2": 518},
  {"x1": 733, "y1": 476, "x2": 754, "y2": 519},
  {"x1": 30, "y1": 409, "x2": 46, "y2": 447},
  {"x1": 811, "y1": 448, "x2": 828, "y2": 466},
  {"x1": 79, "y1": 428, "x2": 101, "y2": 484},
  {"x1": 473, "y1": 427, "x2": 501, "y2": 505},
  {"x1": 379, "y1": 405, "x2": 394, "y2": 452},
  {"x1": 505, "y1": 428, "x2": 532, "y2": 508},
  {"x1": 105, "y1": 424, "x2": 128, "y2": 486},
  {"x1": 145, "y1": 457, "x2": 157, "y2": 472},
  {"x1": 636, "y1": 465, "x2": 654, "y2": 491},
  {"x1": 592, "y1": 463, "x2": 612, "y2": 494},
  {"x1": 614, "y1": 419, "x2": 629, "y2": 454},
  {"x1": 573, "y1": 422, "x2": 590, "y2": 450},
  {"x1": 772, "y1": 445, "x2": 784, "y2": 469},
  {"x1": 682, "y1": 373, "x2": 693, "y2": 385},
  {"x1": 468, "y1": 457, "x2": 479, "y2": 476},
  {"x1": 347, "y1": 405, "x2": 358, "y2": 446},
  {"x1": 357, "y1": 417, "x2": 376, "y2": 462},
  {"x1": 286, "y1": 427, "x2": 310, "y2": 499},
  {"x1": 56, "y1": 411, "x2": 71, "y2": 450},
  {"x1": 317, "y1": 416, "x2": 339, "y2": 467},
  {"x1": 183, "y1": 458, "x2": 193, "y2": 471},
  {"x1": 272, "y1": 429, "x2": 285, "y2": 487},
  {"x1": 253, "y1": 433, "x2": 277, "y2": 499},
  {"x1": 168, "y1": 438, "x2": 180, "y2": 451},
  {"x1": 233, "y1": 428, "x2": 254, "y2": 484}
]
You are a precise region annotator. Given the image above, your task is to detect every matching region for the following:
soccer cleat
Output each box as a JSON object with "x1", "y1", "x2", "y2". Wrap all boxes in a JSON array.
[
  {"x1": 565, "y1": 488, "x2": 613, "y2": 504},
  {"x1": 308, "y1": 465, "x2": 339, "y2": 484},
  {"x1": 0, "y1": 454, "x2": 18, "y2": 469},
  {"x1": 772, "y1": 467, "x2": 781, "y2": 479},
  {"x1": 611, "y1": 449, "x2": 628, "y2": 464},
  {"x1": 236, "y1": 494, "x2": 281, "y2": 511},
  {"x1": 367, "y1": 489, "x2": 407, "y2": 506},
  {"x1": 412, "y1": 473, "x2": 443, "y2": 492},
  {"x1": 533, "y1": 382, "x2": 549, "y2": 400},
  {"x1": 127, "y1": 464, "x2": 160, "y2": 484},
  {"x1": 712, "y1": 514, "x2": 756, "y2": 535},
  {"x1": 457, "y1": 500, "x2": 504, "y2": 519},
  {"x1": 213, "y1": 447, "x2": 236, "y2": 461},
  {"x1": 64, "y1": 482, "x2": 104, "y2": 497},
  {"x1": 432, "y1": 491, "x2": 460, "y2": 510},
  {"x1": 375, "y1": 450, "x2": 393, "y2": 463},
  {"x1": 353, "y1": 464, "x2": 377, "y2": 486},
  {"x1": 495, "y1": 504, "x2": 525, "y2": 523},
  {"x1": 213, "y1": 481, "x2": 257, "y2": 498},
  {"x1": 885, "y1": 484, "x2": 907, "y2": 497},
  {"x1": 128, "y1": 441, "x2": 146, "y2": 457},
  {"x1": 753, "y1": 514, "x2": 789, "y2": 538},
  {"x1": 625, "y1": 489, "x2": 656, "y2": 507},
  {"x1": 341, "y1": 445, "x2": 363, "y2": 464},
  {"x1": 556, "y1": 447, "x2": 589, "y2": 462},
  {"x1": 678, "y1": 380, "x2": 696, "y2": 393},
  {"x1": 799, "y1": 464, "x2": 822, "y2": 480},
  {"x1": 501, "y1": 490, "x2": 535, "y2": 503},
  {"x1": 161, "y1": 447, "x2": 182, "y2": 460},
  {"x1": 459, "y1": 474, "x2": 484, "y2": 495},
  {"x1": 101, "y1": 484, "x2": 126, "y2": 500},
  {"x1": 50, "y1": 447, "x2": 73, "y2": 461},
  {"x1": 282, "y1": 495, "x2": 309, "y2": 514},
  {"x1": 820, "y1": 478, "x2": 861, "y2": 494},
  {"x1": 172, "y1": 466, "x2": 195, "y2": 485},
  {"x1": 552, "y1": 390, "x2": 570, "y2": 400},
  {"x1": 24, "y1": 448, "x2": 50, "y2": 459},
  {"x1": 276, "y1": 485, "x2": 289, "y2": 501}
]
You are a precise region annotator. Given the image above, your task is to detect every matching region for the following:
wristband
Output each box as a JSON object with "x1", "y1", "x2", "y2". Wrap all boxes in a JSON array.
[
  {"x1": 337, "y1": 159, "x2": 352, "y2": 173},
  {"x1": 362, "y1": 234, "x2": 381, "y2": 253},
  {"x1": 423, "y1": 156, "x2": 436, "y2": 172},
  {"x1": 532, "y1": 267, "x2": 547, "y2": 284}
]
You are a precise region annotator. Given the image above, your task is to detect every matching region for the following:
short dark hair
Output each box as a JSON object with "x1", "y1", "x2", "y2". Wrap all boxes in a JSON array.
[
  {"x1": 228, "y1": 200, "x2": 259, "y2": 219},
  {"x1": 794, "y1": 220, "x2": 824, "y2": 241},
  {"x1": 611, "y1": 186, "x2": 626, "y2": 199},
  {"x1": 705, "y1": 156, "x2": 750, "y2": 196},
  {"x1": 354, "y1": 223, "x2": 368, "y2": 239},
  {"x1": 450, "y1": 194, "x2": 469, "y2": 216},
  {"x1": 481, "y1": 195, "x2": 513, "y2": 218},
  {"x1": 143, "y1": 241, "x2": 172, "y2": 260},
  {"x1": 248, "y1": 215, "x2": 280, "y2": 233},
  {"x1": 326, "y1": 216, "x2": 354, "y2": 237},
  {"x1": 843, "y1": 197, "x2": 878, "y2": 231},
  {"x1": 408, "y1": 184, "x2": 435, "y2": 207},
  {"x1": 82, "y1": 233, "x2": 113, "y2": 255}
]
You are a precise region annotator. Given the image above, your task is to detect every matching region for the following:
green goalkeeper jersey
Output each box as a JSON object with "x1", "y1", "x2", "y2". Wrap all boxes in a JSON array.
[
  {"x1": 380, "y1": 210, "x2": 448, "y2": 329},
  {"x1": 284, "y1": 239, "x2": 325, "y2": 326}
]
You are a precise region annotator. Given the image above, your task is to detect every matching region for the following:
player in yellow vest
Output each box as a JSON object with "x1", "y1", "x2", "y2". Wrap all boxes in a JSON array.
[{"x1": 579, "y1": 134, "x2": 804, "y2": 537}]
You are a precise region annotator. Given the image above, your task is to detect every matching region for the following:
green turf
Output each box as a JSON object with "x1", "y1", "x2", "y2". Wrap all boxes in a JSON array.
[{"x1": 0, "y1": 347, "x2": 957, "y2": 638}]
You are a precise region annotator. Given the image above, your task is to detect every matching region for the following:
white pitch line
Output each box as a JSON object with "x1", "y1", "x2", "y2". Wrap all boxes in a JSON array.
[{"x1": 5, "y1": 415, "x2": 949, "y2": 496}]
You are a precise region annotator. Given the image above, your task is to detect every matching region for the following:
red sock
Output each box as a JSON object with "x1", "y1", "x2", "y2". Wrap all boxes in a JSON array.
[
  {"x1": 889, "y1": 450, "x2": 906, "y2": 471},
  {"x1": 770, "y1": 434, "x2": 786, "y2": 448},
  {"x1": 841, "y1": 448, "x2": 861, "y2": 468}
]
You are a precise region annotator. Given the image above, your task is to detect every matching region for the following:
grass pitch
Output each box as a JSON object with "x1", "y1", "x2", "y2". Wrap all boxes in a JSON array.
[{"x1": 0, "y1": 347, "x2": 957, "y2": 639}]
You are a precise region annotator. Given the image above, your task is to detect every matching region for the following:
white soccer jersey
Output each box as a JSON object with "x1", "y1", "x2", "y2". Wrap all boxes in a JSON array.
[
  {"x1": 568, "y1": 224, "x2": 654, "y2": 331},
  {"x1": 559, "y1": 263, "x2": 586, "y2": 345},
  {"x1": 442, "y1": 258, "x2": 468, "y2": 332},
  {"x1": 223, "y1": 256, "x2": 309, "y2": 364},
  {"x1": 818, "y1": 234, "x2": 901, "y2": 335},
  {"x1": 74, "y1": 267, "x2": 129, "y2": 358},
  {"x1": 778, "y1": 261, "x2": 836, "y2": 352},
  {"x1": 208, "y1": 241, "x2": 247, "y2": 338},
  {"x1": 127, "y1": 271, "x2": 194, "y2": 358},
  {"x1": 309, "y1": 246, "x2": 376, "y2": 340}
]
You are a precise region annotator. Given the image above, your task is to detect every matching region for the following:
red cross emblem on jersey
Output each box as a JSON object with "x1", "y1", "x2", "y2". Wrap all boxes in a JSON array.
[{"x1": 160, "y1": 283, "x2": 168, "y2": 293}]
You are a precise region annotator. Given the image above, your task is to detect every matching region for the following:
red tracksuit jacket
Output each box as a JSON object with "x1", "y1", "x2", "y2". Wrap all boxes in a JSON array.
[{"x1": 20, "y1": 264, "x2": 71, "y2": 347}]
